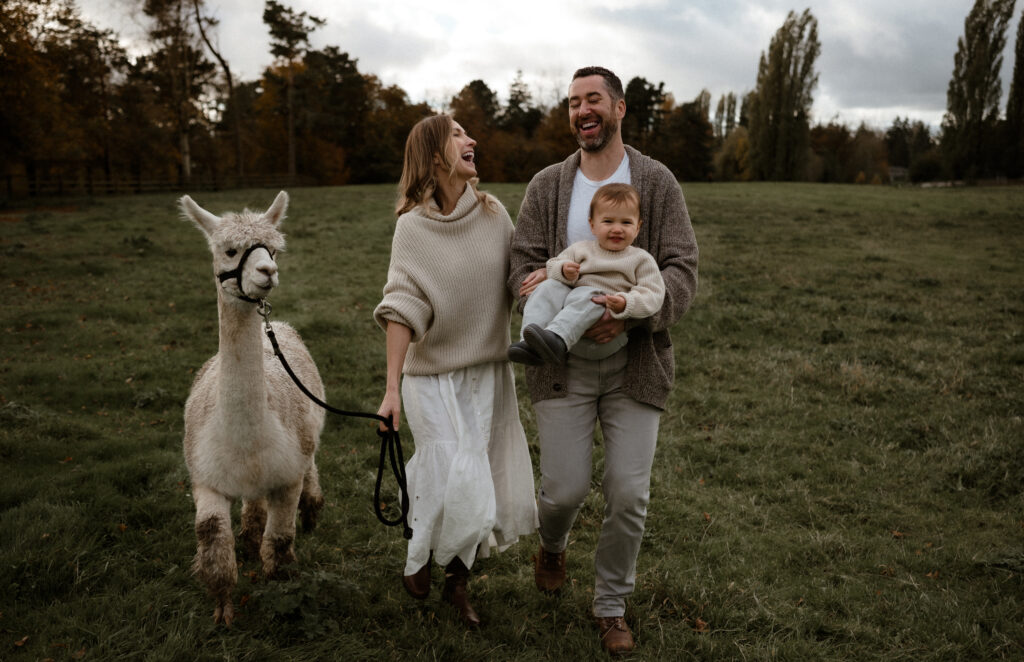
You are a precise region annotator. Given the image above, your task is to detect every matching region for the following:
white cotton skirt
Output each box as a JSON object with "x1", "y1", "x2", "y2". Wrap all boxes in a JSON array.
[{"x1": 401, "y1": 361, "x2": 538, "y2": 574}]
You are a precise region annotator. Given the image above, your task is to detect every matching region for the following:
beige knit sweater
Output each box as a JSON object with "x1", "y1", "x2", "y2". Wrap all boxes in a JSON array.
[
  {"x1": 547, "y1": 241, "x2": 665, "y2": 320},
  {"x1": 374, "y1": 184, "x2": 513, "y2": 376}
]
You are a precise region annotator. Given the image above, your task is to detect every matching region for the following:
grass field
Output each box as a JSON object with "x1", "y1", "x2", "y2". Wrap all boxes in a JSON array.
[{"x1": 1, "y1": 182, "x2": 1022, "y2": 661}]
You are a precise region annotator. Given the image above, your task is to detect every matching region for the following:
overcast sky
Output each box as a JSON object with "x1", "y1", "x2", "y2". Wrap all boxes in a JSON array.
[{"x1": 78, "y1": 0, "x2": 1021, "y2": 130}]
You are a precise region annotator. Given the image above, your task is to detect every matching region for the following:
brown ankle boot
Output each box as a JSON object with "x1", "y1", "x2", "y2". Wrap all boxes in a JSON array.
[
  {"x1": 596, "y1": 616, "x2": 635, "y2": 655},
  {"x1": 442, "y1": 558, "x2": 481, "y2": 627},
  {"x1": 402, "y1": 553, "x2": 432, "y2": 600},
  {"x1": 533, "y1": 544, "x2": 566, "y2": 593}
]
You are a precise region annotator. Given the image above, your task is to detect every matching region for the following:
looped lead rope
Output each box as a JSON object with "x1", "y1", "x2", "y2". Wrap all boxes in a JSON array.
[{"x1": 258, "y1": 300, "x2": 412, "y2": 540}]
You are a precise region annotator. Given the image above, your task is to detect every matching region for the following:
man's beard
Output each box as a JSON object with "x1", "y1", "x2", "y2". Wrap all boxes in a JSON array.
[{"x1": 574, "y1": 114, "x2": 619, "y2": 152}]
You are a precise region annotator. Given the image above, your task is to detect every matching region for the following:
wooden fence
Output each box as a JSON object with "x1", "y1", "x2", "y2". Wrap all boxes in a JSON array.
[{"x1": 3, "y1": 172, "x2": 319, "y2": 200}]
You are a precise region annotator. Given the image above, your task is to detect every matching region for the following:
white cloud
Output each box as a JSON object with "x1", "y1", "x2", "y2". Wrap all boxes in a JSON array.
[{"x1": 74, "y1": 0, "x2": 1021, "y2": 130}]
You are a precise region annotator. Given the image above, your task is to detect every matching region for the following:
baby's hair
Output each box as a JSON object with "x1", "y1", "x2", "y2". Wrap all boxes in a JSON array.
[{"x1": 589, "y1": 182, "x2": 640, "y2": 220}]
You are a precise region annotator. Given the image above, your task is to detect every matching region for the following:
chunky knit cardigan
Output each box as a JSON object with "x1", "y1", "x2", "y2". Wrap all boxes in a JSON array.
[
  {"x1": 375, "y1": 185, "x2": 513, "y2": 376},
  {"x1": 508, "y1": 145, "x2": 699, "y2": 409},
  {"x1": 547, "y1": 241, "x2": 665, "y2": 321}
]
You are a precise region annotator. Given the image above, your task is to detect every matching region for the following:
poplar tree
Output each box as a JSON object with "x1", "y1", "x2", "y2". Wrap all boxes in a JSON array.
[
  {"x1": 263, "y1": 0, "x2": 324, "y2": 180},
  {"x1": 942, "y1": 0, "x2": 1015, "y2": 180},
  {"x1": 1005, "y1": 9, "x2": 1024, "y2": 177},
  {"x1": 747, "y1": 9, "x2": 821, "y2": 180}
]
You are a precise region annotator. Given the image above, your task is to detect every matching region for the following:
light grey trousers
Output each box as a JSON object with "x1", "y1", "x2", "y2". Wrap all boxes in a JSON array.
[
  {"x1": 533, "y1": 347, "x2": 662, "y2": 617},
  {"x1": 521, "y1": 279, "x2": 627, "y2": 360}
]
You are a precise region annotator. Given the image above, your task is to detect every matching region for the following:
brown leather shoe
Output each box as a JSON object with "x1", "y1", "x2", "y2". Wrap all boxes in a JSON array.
[
  {"x1": 596, "y1": 616, "x2": 634, "y2": 655},
  {"x1": 402, "y1": 554, "x2": 432, "y2": 599},
  {"x1": 532, "y1": 544, "x2": 566, "y2": 593},
  {"x1": 442, "y1": 558, "x2": 480, "y2": 627}
]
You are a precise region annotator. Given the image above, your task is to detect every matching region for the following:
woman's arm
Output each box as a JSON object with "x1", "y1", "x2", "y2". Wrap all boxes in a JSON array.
[{"x1": 377, "y1": 321, "x2": 412, "y2": 431}]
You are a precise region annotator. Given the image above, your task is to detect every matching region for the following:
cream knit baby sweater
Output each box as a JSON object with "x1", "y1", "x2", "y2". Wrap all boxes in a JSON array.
[
  {"x1": 546, "y1": 241, "x2": 665, "y2": 320},
  {"x1": 374, "y1": 185, "x2": 513, "y2": 376}
]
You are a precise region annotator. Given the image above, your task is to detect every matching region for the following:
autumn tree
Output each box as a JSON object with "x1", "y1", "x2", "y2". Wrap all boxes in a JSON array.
[
  {"x1": 650, "y1": 91, "x2": 714, "y2": 181},
  {"x1": 354, "y1": 77, "x2": 432, "y2": 182},
  {"x1": 808, "y1": 122, "x2": 851, "y2": 182},
  {"x1": 714, "y1": 126, "x2": 752, "y2": 181},
  {"x1": 501, "y1": 70, "x2": 543, "y2": 137},
  {"x1": 1005, "y1": 7, "x2": 1024, "y2": 177},
  {"x1": 747, "y1": 9, "x2": 821, "y2": 180},
  {"x1": 263, "y1": 0, "x2": 324, "y2": 180},
  {"x1": 847, "y1": 124, "x2": 889, "y2": 183},
  {"x1": 141, "y1": 0, "x2": 216, "y2": 184},
  {"x1": 533, "y1": 99, "x2": 580, "y2": 167},
  {"x1": 621, "y1": 77, "x2": 666, "y2": 151},
  {"x1": 942, "y1": 0, "x2": 1015, "y2": 180},
  {"x1": 1, "y1": 1, "x2": 130, "y2": 192},
  {"x1": 449, "y1": 80, "x2": 502, "y2": 179},
  {"x1": 191, "y1": 0, "x2": 244, "y2": 177}
]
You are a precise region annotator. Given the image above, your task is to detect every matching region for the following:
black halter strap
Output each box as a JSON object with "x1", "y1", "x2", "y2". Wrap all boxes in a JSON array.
[{"x1": 217, "y1": 243, "x2": 272, "y2": 303}]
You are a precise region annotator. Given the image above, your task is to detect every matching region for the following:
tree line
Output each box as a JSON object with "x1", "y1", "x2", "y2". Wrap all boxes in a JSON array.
[{"x1": 2, "y1": 0, "x2": 1022, "y2": 197}]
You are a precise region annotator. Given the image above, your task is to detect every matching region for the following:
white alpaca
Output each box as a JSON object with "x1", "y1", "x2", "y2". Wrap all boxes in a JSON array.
[{"x1": 180, "y1": 191, "x2": 325, "y2": 626}]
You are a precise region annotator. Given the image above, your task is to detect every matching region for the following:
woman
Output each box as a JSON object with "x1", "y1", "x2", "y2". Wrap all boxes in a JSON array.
[{"x1": 374, "y1": 114, "x2": 537, "y2": 627}]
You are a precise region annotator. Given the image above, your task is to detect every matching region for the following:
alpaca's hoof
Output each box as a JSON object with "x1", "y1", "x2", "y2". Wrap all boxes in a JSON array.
[
  {"x1": 299, "y1": 493, "x2": 324, "y2": 533},
  {"x1": 265, "y1": 565, "x2": 297, "y2": 581},
  {"x1": 214, "y1": 600, "x2": 235, "y2": 627},
  {"x1": 239, "y1": 531, "x2": 262, "y2": 561},
  {"x1": 262, "y1": 534, "x2": 297, "y2": 579}
]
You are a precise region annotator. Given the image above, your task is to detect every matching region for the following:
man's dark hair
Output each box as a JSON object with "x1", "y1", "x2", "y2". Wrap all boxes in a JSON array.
[{"x1": 571, "y1": 66, "x2": 624, "y2": 101}]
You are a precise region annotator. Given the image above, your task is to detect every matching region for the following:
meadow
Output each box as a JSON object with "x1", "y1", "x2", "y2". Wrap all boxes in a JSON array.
[{"x1": 1, "y1": 181, "x2": 1021, "y2": 661}]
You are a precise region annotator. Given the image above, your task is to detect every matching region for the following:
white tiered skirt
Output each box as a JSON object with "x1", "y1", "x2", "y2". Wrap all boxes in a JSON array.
[{"x1": 401, "y1": 361, "x2": 538, "y2": 574}]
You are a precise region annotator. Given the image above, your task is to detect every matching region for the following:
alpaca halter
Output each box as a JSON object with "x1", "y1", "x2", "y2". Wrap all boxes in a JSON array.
[{"x1": 217, "y1": 243, "x2": 274, "y2": 303}]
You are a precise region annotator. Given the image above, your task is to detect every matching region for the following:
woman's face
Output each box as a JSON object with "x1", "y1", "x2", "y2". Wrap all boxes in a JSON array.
[{"x1": 441, "y1": 121, "x2": 477, "y2": 182}]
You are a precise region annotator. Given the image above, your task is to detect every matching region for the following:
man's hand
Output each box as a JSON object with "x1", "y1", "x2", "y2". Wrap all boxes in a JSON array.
[
  {"x1": 585, "y1": 296, "x2": 626, "y2": 343},
  {"x1": 561, "y1": 261, "x2": 581, "y2": 281},
  {"x1": 519, "y1": 268, "x2": 547, "y2": 297}
]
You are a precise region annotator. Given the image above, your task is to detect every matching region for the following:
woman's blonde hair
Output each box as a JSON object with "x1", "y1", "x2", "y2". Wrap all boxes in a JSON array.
[{"x1": 395, "y1": 114, "x2": 495, "y2": 217}]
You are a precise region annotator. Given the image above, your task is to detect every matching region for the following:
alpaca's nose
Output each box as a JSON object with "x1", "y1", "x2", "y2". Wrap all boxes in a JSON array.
[{"x1": 258, "y1": 263, "x2": 277, "y2": 278}]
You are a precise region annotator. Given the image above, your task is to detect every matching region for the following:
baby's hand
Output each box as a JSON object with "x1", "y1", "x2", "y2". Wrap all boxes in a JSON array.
[
  {"x1": 562, "y1": 261, "x2": 581, "y2": 280},
  {"x1": 604, "y1": 294, "x2": 626, "y2": 314}
]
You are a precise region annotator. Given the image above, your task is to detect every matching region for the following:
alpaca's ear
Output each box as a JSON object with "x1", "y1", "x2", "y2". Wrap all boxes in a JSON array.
[
  {"x1": 179, "y1": 195, "x2": 220, "y2": 237},
  {"x1": 264, "y1": 191, "x2": 289, "y2": 227}
]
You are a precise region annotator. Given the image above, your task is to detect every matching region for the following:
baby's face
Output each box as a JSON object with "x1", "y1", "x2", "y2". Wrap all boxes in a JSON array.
[{"x1": 589, "y1": 201, "x2": 641, "y2": 251}]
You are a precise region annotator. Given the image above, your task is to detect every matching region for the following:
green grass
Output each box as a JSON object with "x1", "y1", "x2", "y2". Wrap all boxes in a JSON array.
[{"x1": 1, "y1": 182, "x2": 1022, "y2": 660}]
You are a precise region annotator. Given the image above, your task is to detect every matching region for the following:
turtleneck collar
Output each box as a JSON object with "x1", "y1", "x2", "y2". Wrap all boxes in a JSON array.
[{"x1": 423, "y1": 182, "x2": 480, "y2": 222}]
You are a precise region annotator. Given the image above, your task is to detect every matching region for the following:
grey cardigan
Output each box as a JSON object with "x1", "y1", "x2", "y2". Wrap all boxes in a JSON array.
[{"x1": 508, "y1": 145, "x2": 699, "y2": 409}]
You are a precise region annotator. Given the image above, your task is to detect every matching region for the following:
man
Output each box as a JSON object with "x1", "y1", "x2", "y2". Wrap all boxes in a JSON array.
[{"x1": 508, "y1": 66, "x2": 698, "y2": 655}]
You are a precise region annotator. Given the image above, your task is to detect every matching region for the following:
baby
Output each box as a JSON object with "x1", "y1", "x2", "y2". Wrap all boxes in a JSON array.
[{"x1": 509, "y1": 182, "x2": 665, "y2": 365}]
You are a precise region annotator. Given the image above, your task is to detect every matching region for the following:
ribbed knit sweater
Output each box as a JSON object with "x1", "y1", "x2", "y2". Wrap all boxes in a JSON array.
[
  {"x1": 509, "y1": 145, "x2": 699, "y2": 410},
  {"x1": 374, "y1": 185, "x2": 513, "y2": 376},
  {"x1": 547, "y1": 241, "x2": 665, "y2": 320}
]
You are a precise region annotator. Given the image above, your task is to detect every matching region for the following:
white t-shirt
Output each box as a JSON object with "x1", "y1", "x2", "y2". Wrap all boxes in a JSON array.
[{"x1": 566, "y1": 153, "x2": 631, "y2": 245}]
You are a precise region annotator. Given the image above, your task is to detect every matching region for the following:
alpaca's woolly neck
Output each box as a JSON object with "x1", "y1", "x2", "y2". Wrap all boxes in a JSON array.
[{"x1": 214, "y1": 291, "x2": 267, "y2": 440}]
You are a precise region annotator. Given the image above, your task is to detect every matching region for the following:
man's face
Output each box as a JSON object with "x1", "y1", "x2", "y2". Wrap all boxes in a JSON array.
[{"x1": 568, "y1": 75, "x2": 625, "y2": 152}]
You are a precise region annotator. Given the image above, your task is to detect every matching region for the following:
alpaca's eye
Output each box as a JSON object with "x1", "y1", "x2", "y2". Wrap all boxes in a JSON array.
[{"x1": 225, "y1": 249, "x2": 237, "y2": 258}]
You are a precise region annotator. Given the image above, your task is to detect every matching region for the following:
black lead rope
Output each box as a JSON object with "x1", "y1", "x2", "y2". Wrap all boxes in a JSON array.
[{"x1": 257, "y1": 300, "x2": 413, "y2": 540}]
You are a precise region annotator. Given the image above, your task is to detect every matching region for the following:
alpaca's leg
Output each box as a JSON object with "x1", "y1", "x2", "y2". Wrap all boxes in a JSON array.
[
  {"x1": 299, "y1": 460, "x2": 324, "y2": 533},
  {"x1": 261, "y1": 482, "x2": 302, "y2": 579},
  {"x1": 192, "y1": 485, "x2": 237, "y2": 626},
  {"x1": 240, "y1": 498, "x2": 267, "y2": 561}
]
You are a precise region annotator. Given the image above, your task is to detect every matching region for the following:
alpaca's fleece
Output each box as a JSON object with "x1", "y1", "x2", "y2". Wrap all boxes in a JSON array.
[{"x1": 179, "y1": 191, "x2": 325, "y2": 626}]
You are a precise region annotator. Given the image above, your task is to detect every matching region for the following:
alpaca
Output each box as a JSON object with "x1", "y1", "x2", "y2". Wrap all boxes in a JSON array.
[{"x1": 180, "y1": 191, "x2": 325, "y2": 626}]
